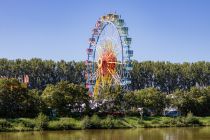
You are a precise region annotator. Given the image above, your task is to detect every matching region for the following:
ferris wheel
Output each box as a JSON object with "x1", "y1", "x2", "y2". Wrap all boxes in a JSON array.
[{"x1": 85, "y1": 13, "x2": 133, "y2": 97}]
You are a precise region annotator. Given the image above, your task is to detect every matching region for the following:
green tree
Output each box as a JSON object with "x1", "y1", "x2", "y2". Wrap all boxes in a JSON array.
[
  {"x1": 96, "y1": 85, "x2": 125, "y2": 113},
  {"x1": 126, "y1": 88, "x2": 167, "y2": 115},
  {"x1": 0, "y1": 78, "x2": 41, "y2": 117},
  {"x1": 41, "y1": 81, "x2": 90, "y2": 117},
  {"x1": 172, "y1": 86, "x2": 210, "y2": 116}
]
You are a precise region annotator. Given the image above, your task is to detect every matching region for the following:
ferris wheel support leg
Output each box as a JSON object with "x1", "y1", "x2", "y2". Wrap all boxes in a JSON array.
[{"x1": 94, "y1": 78, "x2": 100, "y2": 97}]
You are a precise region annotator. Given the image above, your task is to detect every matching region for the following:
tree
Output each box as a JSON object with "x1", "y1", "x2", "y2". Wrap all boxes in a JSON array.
[
  {"x1": 41, "y1": 81, "x2": 90, "y2": 117},
  {"x1": 125, "y1": 88, "x2": 167, "y2": 115},
  {"x1": 0, "y1": 78, "x2": 41, "y2": 117},
  {"x1": 172, "y1": 86, "x2": 210, "y2": 116},
  {"x1": 95, "y1": 85, "x2": 125, "y2": 113}
]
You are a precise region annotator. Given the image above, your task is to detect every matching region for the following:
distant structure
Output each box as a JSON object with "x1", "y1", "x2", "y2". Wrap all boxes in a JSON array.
[
  {"x1": 0, "y1": 74, "x2": 29, "y2": 85},
  {"x1": 23, "y1": 75, "x2": 30, "y2": 85}
]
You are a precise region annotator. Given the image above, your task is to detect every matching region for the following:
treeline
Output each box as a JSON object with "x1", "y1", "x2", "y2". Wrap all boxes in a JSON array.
[
  {"x1": 1, "y1": 78, "x2": 210, "y2": 118},
  {"x1": 0, "y1": 58, "x2": 85, "y2": 89},
  {"x1": 0, "y1": 58, "x2": 210, "y2": 93},
  {"x1": 131, "y1": 61, "x2": 210, "y2": 93}
]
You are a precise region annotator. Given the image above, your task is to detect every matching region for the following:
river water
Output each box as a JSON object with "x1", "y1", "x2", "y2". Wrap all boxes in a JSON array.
[{"x1": 0, "y1": 127, "x2": 210, "y2": 140}]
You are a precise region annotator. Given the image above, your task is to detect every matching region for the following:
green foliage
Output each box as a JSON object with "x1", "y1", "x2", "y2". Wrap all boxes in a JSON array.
[
  {"x1": 101, "y1": 115, "x2": 114, "y2": 128},
  {"x1": 81, "y1": 115, "x2": 115, "y2": 129},
  {"x1": 171, "y1": 87, "x2": 210, "y2": 116},
  {"x1": 48, "y1": 118, "x2": 77, "y2": 130},
  {"x1": 131, "y1": 61, "x2": 210, "y2": 93},
  {"x1": 35, "y1": 113, "x2": 49, "y2": 130},
  {"x1": 151, "y1": 119, "x2": 160, "y2": 124},
  {"x1": 160, "y1": 114, "x2": 201, "y2": 127},
  {"x1": 96, "y1": 85, "x2": 125, "y2": 113},
  {"x1": 0, "y1": 78, "x2": 41, "y2": 118},
  {"x1": 0, "y1": 116, "x2": 208, "y2": 132},
  {"x1": 41, "y1": 81, "x2": 89, "y2": 117},
  {"x1": 81, "y1": 116, "x2": 90, "y2": 129},
  {"x1": 0, "y1": 58, "x2": 85, "y2": 89},
  {"x1": 125, "y1": 88, "x2": 167, "y2": 115},
  {"x1": 89, "y1": 114, "x2": 101, "y2": 128},
  {"x1": 0, "y1": 119, "x2": 11, "y2": 131},
  {"x1": 14, "y1": 118, "x2": 35, "y2": 129},
  {"x1": 138, "y1": 119, "x2": 145, "y2": 125},
  {"x1": 185, "y1": 112, "x2": 201, "y2": 125}
]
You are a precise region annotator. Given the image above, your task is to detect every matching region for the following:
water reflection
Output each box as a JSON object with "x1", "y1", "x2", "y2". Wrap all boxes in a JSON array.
[{"x1": 0, "y1": 127, "x2": 210, "y2": 140}]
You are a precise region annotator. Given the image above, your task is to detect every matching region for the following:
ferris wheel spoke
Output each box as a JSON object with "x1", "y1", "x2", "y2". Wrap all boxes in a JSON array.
[
  {"x1": 107, "y1": 68, "x2": 113, "y2": 74},
  {"x1": 96, "y1": 49, "x2": 101, "y2": 58},
  {"x1": 112, "y1": 74, "x2": 121, "y2": 84},
  {"x1": 107, "y1": 68, "x2": 120, "y2": 84},
  {"x1": 107, "y1": 61, "x2": 123, "y2": 64}
]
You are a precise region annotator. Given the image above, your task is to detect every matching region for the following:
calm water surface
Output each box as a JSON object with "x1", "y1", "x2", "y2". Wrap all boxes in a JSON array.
[{"x1": 0, "y1": 127, "x2": 210, "y2": 140}]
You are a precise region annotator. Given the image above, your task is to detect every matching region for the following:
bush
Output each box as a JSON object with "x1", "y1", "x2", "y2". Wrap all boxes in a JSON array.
[
  {"x1": 173, "y1": 117, "x2": 186, "y2": 127},
  {"x1": 48, "y1": 118, "x2": 76, "y2": 130},
  {"x1": 113, "y1": 118, "x2": 132, "y2": 128},
  {"x1": 18, "y1": 118, "x2": 35, "y2": 128},
  {"x1": 165, "y1": 113, "x2": 201, "y2": 127},
  {"x1": 81, "y1": 115, "x2": 101, "y2": 129},
  {"x1": 143, "y1": 122, "x2": 152, "y2": 128},
  {"x1": 101, "y1": 115, "x2": 114, "y2": 129},
  {"x1": 185, "y1": 112, "x2": 201, "y2": 125},
  {"x1": 0, "y1": 119, "x2": 11, "y2": 131},
  {"x1": 138, "y1": 119, "x2": 145, "y2": 125},
  {"x1": 90, "y1": 114, "x2": 101, "y2": 128},
  {"x1": 81, "y1": 116, "x2": 90, "y2": 129},
  {"x1": 35, "y1": 113, "x2": 49, "y2": 130},
  {"x1": 151, "y1": 119, "x2": 160, "y2": 124},
  {"x1": 160, "y1": 118, "x2": 171, "y2": 127}
]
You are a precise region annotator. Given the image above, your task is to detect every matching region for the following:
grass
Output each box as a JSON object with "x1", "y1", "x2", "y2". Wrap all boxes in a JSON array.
[{"x1": 0, "y1": 114, "x2": 210, "y2": 132}]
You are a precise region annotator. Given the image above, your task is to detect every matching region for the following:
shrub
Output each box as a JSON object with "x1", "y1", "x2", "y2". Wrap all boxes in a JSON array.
[
  {"x1": 173, "y1": 117, "x2": 186, "y2": 127},
  {"x1": 81, "y1": 116, "x2": 90, "y2": 129},
  {"x1": 160, "y1": 118, "x2": 171, "y2": 127},
  {"x1": 101, "y1": 115, "x2": 114, "y2": 129},
  {"x1": 138, "y1": 119, "x2": 145, "y2": 125},
  {"x1": 0, "y1": 119, "x2": 11, "y2": 131},
  {"x1": 151, "y1": 119, "x2": 159, "y2": 124},
  {"x1": 35, "y1": 113, "x2": 49, "y2": 130},
  {"x1": 90, "y1": 114, "x2": 101, "y2": 128},
  {"x1": 143, "y1": 122, "x2": 152, "y2": 128},
  {"x1": 48, "y1": 118, "x2": 76, "y2": 130},
  {"x1": 185, "y1": 112, "x2": 201, "y2": 125},
  {"x1": 18, "y1": 118, "x2": 35, "y2": 128}
]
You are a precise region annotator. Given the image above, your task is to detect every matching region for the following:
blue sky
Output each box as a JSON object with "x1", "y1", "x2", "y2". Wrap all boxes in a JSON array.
[{"x1": 0, "y1": 0, "x2": 210, "y2": 62}]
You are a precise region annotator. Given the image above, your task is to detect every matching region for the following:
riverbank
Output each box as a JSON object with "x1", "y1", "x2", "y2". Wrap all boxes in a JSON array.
[{"x1": 1, "y1": 114, "x2": 210, "y2": 132}]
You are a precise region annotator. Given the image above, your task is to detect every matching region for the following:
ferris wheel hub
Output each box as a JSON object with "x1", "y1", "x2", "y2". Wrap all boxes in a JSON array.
[{"x1": 98, "y1": 46, "x2": 117, "y2": 77}]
